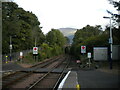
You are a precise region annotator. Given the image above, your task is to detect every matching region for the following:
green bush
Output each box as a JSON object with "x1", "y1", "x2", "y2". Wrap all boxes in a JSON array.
[{"x1": 38, "y1": 43, "x2": 64, "y2": 61}]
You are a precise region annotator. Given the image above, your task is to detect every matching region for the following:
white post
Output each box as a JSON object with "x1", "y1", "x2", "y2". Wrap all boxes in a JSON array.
[
  {"x1": 87, "y1": 52, "x2": 91, "y2": 69},
  {"x1": 10, "y1": 36, "x2": 12, "y2": 61},
  {"x1": 20, "y1": 52, "x2": 23, "y2": 63}
]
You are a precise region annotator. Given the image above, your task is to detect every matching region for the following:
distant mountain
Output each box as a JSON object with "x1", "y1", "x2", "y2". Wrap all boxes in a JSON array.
[{"x1": 58, "y1": 28, "x2": 77, "y2": 44}]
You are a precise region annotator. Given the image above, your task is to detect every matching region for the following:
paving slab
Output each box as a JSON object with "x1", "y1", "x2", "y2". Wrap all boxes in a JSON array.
[{"x1": 77, "y1": 69, "x2": 119, "y2": 89}]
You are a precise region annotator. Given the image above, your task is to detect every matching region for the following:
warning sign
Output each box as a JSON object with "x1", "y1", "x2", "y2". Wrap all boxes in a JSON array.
[
  {"x1": 81, "y1": 46, "x2": 86, "y2": 53},
  {"x1": 33, "y1": 47, "x2": 38, "y2": 54}
]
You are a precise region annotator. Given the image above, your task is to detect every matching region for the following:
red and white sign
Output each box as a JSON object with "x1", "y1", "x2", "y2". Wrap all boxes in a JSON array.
[
  {"x1": 81, "y1": 46, "x2": 86, "y2": 53},
  {"x1": 33, "y1": 47, "x2": 38, "y2": 54},
  {"x1": 76, "y1": 60, "x2": 81, "y2": 63}
]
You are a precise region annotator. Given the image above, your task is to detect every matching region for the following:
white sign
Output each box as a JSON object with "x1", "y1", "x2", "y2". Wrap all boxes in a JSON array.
[
  {"x1": 33, "y1": 47, "x2": 38, "y2": 54},
  {"x1": 88, "y1": 52, "x2": 91, "y2": 58},
  {"x1": 20, "y1": 52, "x2": 23, "y2": 56},
  {"x1": 10, "y1": 44, "x2": 12, "y2": 49},
  {"x1": 81, "y1": 46, "x2": 86, "y2": 53}
]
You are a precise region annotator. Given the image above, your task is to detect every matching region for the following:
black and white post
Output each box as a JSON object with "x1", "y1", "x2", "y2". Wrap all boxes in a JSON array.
[{"x1": 87, "y1": 52, "x2": 91, "y2": 69}]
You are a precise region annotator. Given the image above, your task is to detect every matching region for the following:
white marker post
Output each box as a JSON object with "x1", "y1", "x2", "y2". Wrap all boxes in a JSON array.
[
  {"x1": 20, "y1": 52, "x2": 23, "y2": 62},
  {"x1": 87, "y1": 52, "x2": 91, "y2": 68}
]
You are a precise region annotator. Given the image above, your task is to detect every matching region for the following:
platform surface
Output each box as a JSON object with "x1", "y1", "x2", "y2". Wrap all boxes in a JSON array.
[
  {"x1": 58, "y1": 71, "x2": 78, "y2": 89},
  {"x1": 58, "y1": 69, "x2": 119, "y2": 89}
]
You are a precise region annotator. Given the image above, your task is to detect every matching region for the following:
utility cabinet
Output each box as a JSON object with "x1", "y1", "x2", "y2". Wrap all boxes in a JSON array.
[
  {"x1": 93, "y1": 47, "x2": 108, "y2": 61},
  {"x1": 93, "y1": 45, "x2": 120, "y2": 61}
]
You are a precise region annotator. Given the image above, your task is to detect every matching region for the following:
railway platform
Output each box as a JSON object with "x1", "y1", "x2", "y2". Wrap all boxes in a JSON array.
[
  {"x1": 58, "y1": 71, "x2": 79, "y2": 89},
  {"x1": 59, "y1": 69, "x2": 119, "y2": 89}
]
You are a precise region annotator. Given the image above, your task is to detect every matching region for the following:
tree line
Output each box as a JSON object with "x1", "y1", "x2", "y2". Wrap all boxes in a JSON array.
[
  {"x1": 2, "y1": 1, "x2": 119, "y2": 60},
  {"x1": 70, "y1": 0, "x2": 120, "y2": 59},
  {"x1": 2, "y1": 2, "x2": 67, "y2": 60}
]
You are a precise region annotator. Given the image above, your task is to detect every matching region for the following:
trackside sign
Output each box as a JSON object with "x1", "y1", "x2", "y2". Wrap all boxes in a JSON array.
[
  {"x1": 33, "y1": 47, "x2": 38, "y2": 54},
  {"x1": 81, "y1": 46, "x2": 86, "y2": 53}
]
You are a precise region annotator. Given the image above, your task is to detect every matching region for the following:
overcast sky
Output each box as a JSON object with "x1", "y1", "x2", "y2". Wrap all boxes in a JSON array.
[{"x1": 13, "y1": 0, "x2": 118, "y2": 34}]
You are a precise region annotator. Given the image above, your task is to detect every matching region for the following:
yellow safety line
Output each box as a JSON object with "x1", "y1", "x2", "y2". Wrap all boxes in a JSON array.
[{"x1": 76, "y1": 84, "x2": 80, "y2": 90}]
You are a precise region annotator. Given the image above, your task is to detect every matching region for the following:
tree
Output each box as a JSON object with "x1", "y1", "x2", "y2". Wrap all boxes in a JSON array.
[
  {"x1": 71, "y1": 25, "x2": 106, "y2": 59},
  {"x1": 108, "y1": 0, "x2": 120, "y2": 29},
  {"x1": 65, "y1": 36, "x2": 70, "y2": 45},
  {"x1": 2, "y1": 2, "x2": 45, "y2": 54},
  {"x1": 108, "y1": 0, "x2": 120, "y2": 44},
  {"x1": 73, "y1": 25, "x2": 103, "y2": 45},
  {"x1": 46, "y1": 29, "x2": 66, "y2": 47}
]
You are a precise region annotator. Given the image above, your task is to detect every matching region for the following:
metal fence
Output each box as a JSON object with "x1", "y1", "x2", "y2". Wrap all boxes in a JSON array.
[{"x1": 2, "y1": 49, "x2": 32, "y2": 62}]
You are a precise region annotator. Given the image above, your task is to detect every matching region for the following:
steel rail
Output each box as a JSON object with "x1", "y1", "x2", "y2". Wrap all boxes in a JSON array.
[
  {"x1": 26, "y1": 56, "x2": 66, "y2": 90},
  {"x1": 2, "y1": 56, "x2": 64, "y2": 88},
  {"x1": 53, "y1": 56, "x2": 71, "y2": 90}
]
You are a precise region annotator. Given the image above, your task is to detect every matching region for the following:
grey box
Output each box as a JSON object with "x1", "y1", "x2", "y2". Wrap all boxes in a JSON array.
[{"x1": 94, "y1": 47, "x2": 108, "y2": 61}]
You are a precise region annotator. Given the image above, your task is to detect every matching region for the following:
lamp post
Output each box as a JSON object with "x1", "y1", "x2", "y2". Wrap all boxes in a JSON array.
[{"x1": 103, "y1": 16, "x2": 113, "y2": 69}]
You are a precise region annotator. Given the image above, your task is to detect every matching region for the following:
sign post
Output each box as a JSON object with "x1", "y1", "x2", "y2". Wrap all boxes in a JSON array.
[
  {"x1": 33, "y1": 47, "x2": 38, "y2": 61},
  {"x1": 87, "y1": 52, "x2": 91, "y2": 68},
  {"x1": 9, "y1": 44, "x2": 12, "y2": 61}
]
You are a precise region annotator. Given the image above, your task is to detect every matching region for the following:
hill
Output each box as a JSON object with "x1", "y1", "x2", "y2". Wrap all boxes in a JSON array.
[{"x1": 58, "y1": 28, "x2": 77, "y2": 44}]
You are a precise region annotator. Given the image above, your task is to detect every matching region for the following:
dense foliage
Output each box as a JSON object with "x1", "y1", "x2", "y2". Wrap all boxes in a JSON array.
[
  {"x1": 108, "y1": 0, "x2": 120, "y2": 44},
  {"x1": 70, "y1": 0, "x2": 120, "y2": 59},
  {"x1": 2, "y1": 2, "x2": 67, "y2": 61},
  {"x1": 38, "y1": 29, "x2": 66, "y2": 60},
  {"x1": 108, "y1": 0, "x2": 120, "y2": 28},
  {"x1": 46, "y1": 29, "x2": 66, "y2": 47},
  {"x1": 70, "y1": 25, "x2": 107, "y2": 58},
  {"x1": 2, "y1": 2, "x2": 45, "y2": 54}
]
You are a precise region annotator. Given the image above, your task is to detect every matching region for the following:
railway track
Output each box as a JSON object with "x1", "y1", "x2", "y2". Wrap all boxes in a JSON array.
[
  {"x1": 26, "y1": 55, "x2": 70, "y2": 89},
  {"x1": 2, "y1": 55, "x2": 64, "y2": 88},
  {"x1": 2, "y1": 55, "x2": 71, "y2": 89}
]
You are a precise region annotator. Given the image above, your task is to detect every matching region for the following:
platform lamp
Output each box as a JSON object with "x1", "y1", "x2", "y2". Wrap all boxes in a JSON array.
[{"x1": 103, "y1": 16, "x2": 113, "y2": 69}]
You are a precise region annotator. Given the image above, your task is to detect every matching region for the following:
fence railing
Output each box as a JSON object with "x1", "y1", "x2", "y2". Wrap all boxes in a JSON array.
[{"x1": 2, "y1": 49, "x2": 32, "y2": 62}]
